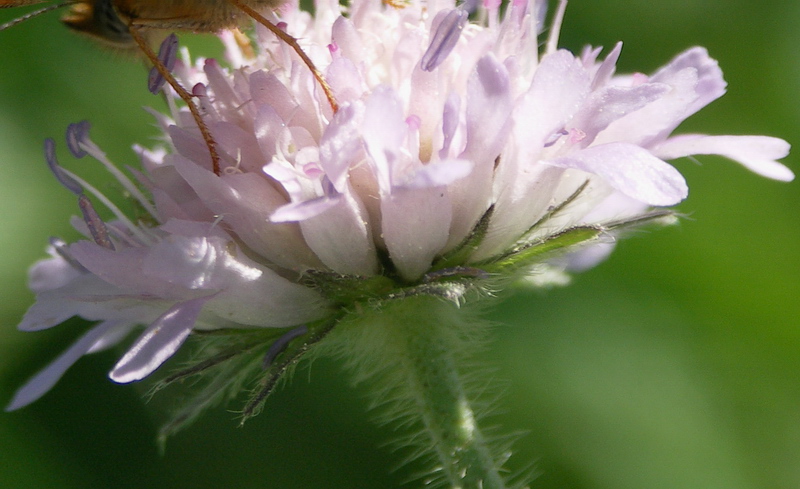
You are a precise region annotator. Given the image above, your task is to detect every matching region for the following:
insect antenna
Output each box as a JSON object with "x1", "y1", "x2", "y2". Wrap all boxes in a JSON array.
[
  {"x1": 0, "y1": 1, "x2": 73, "y2": 31},
  {"x1": 127, "y1": 25, "x2": 222, "y2": 175}
]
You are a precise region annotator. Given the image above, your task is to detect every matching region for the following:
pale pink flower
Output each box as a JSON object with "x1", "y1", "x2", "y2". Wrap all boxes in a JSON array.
[{"x1": 7, "y1": 0, "x2": 791, "y2": 413}]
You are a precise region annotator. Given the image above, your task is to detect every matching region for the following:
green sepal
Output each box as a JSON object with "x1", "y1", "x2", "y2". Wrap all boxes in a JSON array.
[
  {"x1": 482, "y1": 225, "x2": 603, "y2": 274},
  {"x1": 432, "y1": 205, "x2": 495, "y2": 272},
  {"x1": 301, "y1": 269, "x2": 397, "y2": 304},
  {"x1": 479, "y1": 209, "x2": 677, "y2": 276},
  {"x1": 240, "y1": 317, "x2": 339, "y2": 421},
  {"x1": 152, "y1": 317, "x2": 338, "y2": 446}
]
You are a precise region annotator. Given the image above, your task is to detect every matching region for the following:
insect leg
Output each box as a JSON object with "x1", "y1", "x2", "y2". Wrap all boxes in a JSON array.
[
  {"x1": 227, "y1": 0, "x2": 338, "y2": 113},
  {"x1": 128, "y1": 25, "x2": 222, "y2": 175}
]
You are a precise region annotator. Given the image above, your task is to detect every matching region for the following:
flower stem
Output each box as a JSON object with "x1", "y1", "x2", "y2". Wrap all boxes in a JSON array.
[
  {"x1": 337, "y1": 296, "x2": 507, "y2": 488},
  {"x1": 398, "y1": 310, "x2": 506, "y2": 488}
]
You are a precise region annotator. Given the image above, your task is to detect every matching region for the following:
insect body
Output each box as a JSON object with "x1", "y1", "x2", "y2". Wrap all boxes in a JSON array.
[{"x1": 1, "y1": 0, "x2": 338, "y2": 174}]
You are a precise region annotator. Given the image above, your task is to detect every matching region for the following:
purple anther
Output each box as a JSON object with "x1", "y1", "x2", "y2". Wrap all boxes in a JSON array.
[
  {"x1": 192, "y1": 83, "x2": 208, "y2": 97},
  {"x1": 420, "y1": 8, "x2": 469, "y2": 72},
  {"x1": 66, "y1": 120, "x2": 91, "y2": 158},
  {"x1": 148, "y1": 33, "x2": 179, "y2": 94},
  {"x1": 44, "y1": 139, "x2": 83, "y2": 196},
  {"x1": 77, "y1": 194, "x2": 115, "y2": 250},
  {"x1": 263, "y1": 325, "x2": 309, "y2": 368},
  {"x1": 464, "y1": 0, "x2": 480, "y2": 13}
]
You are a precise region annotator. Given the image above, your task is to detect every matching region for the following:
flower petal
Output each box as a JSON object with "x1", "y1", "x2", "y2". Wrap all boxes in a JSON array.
[
  {"x1": 171, "y1": 156, "x2": 322, "y2": 270},
  {"x1": 550, "y1": 142, "x2": 688, "y2": 206},
  {"x1": 653, "y1": 134, "x2": 793, "y2": 181},
  {"x1": 6, "y1": 320, "x2": 125, "y2": 410},
  {"x1": 110, "y1": 298, "x2": 207, "y2": 383},
  {"x1": 382, "y1": 186, "x2": 453, "y2": 280}
]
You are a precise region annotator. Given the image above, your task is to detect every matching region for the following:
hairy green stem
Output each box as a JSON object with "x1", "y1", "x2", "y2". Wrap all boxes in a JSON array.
[
  {"x1": 398, "y1": 313, "x2": 505, "y2": 488},
  {"x1": 338, "y1": 296, "x2": 507, "y2": 488}
]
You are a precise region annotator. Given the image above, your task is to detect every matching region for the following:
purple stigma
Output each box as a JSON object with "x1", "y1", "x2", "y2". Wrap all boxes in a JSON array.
[
  {"x1": 148, "y1": 33, "x2": 179, "y2": 94},
  {"x1": 44, "y1": 139, "x2": 83, "y2": 196},
  {"x1": 65, "y1": 120, "x2": 91, "y2": 158}
]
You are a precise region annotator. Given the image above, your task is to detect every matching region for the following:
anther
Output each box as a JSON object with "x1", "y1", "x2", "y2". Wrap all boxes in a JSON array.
[
  {"x1": 420, "y1": 0, "x2": 479, "y2": 72},
  {"x1": 149, "y1": 34, "x2": 179, "y2": 94},
  {"x1": 44, "y1": 139, "x2": 115, "y2": 250},
  {"x1": 65, "y1": 120, "x2": 91, "y2": 158},
  {"x1": 77, "y1": 195, "x2": 115, "y2": 250},
  {"x1": 420, "y1": 8, "x2": 468, "y2": 72},
  {"x1": 44, "y1": 139, "x2": 83, "y2": 195}
]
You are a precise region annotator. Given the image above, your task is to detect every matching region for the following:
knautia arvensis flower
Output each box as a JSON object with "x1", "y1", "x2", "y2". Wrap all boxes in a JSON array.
[{"x1": 6, "y1": 0, "x2": 792, "y2": 486}]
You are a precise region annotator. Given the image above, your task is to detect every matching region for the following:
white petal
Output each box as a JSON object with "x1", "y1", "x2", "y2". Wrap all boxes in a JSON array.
[
  {"x1": 571, "y1": 82, "x2": 670, "y2": 145},
  {"x1": 550, "y1": 143, "x2": 688, "y2": 206},
  {"x1": 299, "y1": 185, "x2": 379, "y2": 276},
  {"x1": 363, "y1": 86, "x2": 407, "y2": 193},
  {"x1": 597, "y1": 47, "x2": 726, "y2": 148},
  {"x1": 653, "y1": 134, "x2": 794, "y2": 181},
  {"x1": 110, "y1": 298, "x2": 207, "y2": 383},
  {"x1": 382, "y1": 186, "x2": 452, "y2": 281},
  {"x1": 171, "y1": 156, "x2": 322, "y2": 270},
  {"x1": 270, "y1": 194, "x2": 342, "y2": 222},
  {"x1": 319, "y1": 103, "x2": 365, "y2": 192},
  {"x1": 6, "y1": 320, "x2": 123, "y2": 410},
  {"x1": 399, "y1": 159, "x2": 473, "y2": 189},
  {"x1": 28, "y1": 253, "x2": 82, "y2": 293}
]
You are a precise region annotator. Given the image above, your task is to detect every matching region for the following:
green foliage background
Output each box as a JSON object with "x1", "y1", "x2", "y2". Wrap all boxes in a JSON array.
[{"x1": 1, "y1": 1, "x2": 798, "y2": 487}]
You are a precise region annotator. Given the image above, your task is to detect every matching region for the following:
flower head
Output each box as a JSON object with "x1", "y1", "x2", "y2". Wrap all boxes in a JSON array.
[{"x1": 7, "y1": 0, "x2": 791, "y2": 428}]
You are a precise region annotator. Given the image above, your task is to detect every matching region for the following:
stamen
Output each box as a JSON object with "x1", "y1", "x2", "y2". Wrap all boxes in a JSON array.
[
  {"x1": 44, "y1": 139, "x2": 83, "y2": 196},
  {"x1": 149, "y1": 34, "x2": 179, "y2": 94},
  {"x1": 65, "y1": 120, "x2": 91, "y2": 158},
  {"x1": 64, "y1": 122, "x2": 159, "y2": 219},
  {"x1": 57, "y1": 166, "x2": 154, "y2": 246},
  {"x1": 263, "y1": 325, "x2": 309, "y2": 368},
  {"x1": 545, "y1": 0, "x2": 568, "y2": 55},
  {"x1": 128, "y1": 25, "x2": 221, "y2": 174},
  {"x1": 44, "y1": 139, "x2": 117, "y2": 250},
  {"x1": 77, "y1": 194, "x2": 115, "y2": 250}
]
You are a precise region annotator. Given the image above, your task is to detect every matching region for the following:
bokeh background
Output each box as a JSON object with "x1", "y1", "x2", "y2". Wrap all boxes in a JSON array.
[{"x1": 1, "y1": 1, "x2": 799, "y2": 488}]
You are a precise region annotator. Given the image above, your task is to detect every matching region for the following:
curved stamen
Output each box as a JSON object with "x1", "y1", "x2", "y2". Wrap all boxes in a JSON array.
[
  {"x1": 44, "y1": 138, "x2": 83, "y2": 195},
  {"x1": 57, "y1": 166, "x2": 154, "y2": 245},
  {"x1": 66, "y1": 120, "x2": 91, "y2": 158},
  {"x1": 64, "y1": 123, "x2": 160, "y2": 219}
]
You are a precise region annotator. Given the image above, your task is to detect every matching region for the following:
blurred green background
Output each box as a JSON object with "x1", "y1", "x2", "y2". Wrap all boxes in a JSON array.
[{"x1": 1, "y1": 1, "x2": 799, "y2": 488}]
